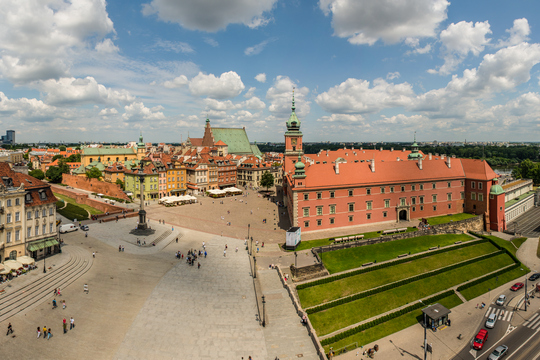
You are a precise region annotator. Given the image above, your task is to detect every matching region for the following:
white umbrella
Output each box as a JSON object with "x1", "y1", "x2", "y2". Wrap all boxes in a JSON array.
[
  {"x1": 4, "y1": 260, "x2": 23, "y2": 271},
  {"x1": 17, "y1": 255, "x2": 35, "y2": 266},
  {"x1": 0, "y1": 263, "x2": 10, "y2": 275}
]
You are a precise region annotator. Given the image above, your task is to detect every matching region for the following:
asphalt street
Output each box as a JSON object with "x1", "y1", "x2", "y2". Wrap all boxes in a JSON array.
[{"x1": 508, "y1": 206, "x2": 540, "y2": 237}]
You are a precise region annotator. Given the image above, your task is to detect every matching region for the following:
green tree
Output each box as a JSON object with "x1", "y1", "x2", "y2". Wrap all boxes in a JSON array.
[
  {"x1": 52, "y1": 154, "x2": 63, "y2": 161},
  {"x1": 514, "y1": 159, "x2": 536, "y2": 179},
  {"x1": 27, "y1": 162, "x2": 34, "y2": 170},
  {"x1": 260, "y1": 171, "x2": 274, "y2": 190},
  {"x1": 29, "y1": 169, "x2": 45, "y2": 180},
  {"x1": 66, "y1": 153, "x2": 81, "y2": 162},
  {"x1": 59, "y1": 145, "x2": 66, "y2": 151},
  {"x1": 86, "y1": 167, "x2": 102, "y2": 180},
  {"x1": 116, "y1": 178, "x2": 125, "y2": 190},
  {"x1": 23, "y1": 152, "x2": 29, "y2": 160},
  {"x1": 46, "y1": 166, "x2": 64, "y2": 183}
]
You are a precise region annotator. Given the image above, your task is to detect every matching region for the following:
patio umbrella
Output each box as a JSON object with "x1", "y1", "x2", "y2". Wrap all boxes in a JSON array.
[{"x1": 17, "y1": 255, "x2": 35, "y2": 266}]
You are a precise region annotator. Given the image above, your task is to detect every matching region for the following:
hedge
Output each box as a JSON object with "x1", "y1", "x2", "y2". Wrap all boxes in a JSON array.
[
  {"x1": 306, "y1": 249, "x2": 503, "y2": 314},
  {"x1": 456, "y1": 263, "x2": 521, "y2": 292},
  {"x1": 320, "y1": 290, "x2": 455, "y2": 346},
  {"x1": 469, "y1": 232, "x2": 522, "y2": 266},
  {"x1": 297, "y1": 239, "x2": 486, "y2": 291}
]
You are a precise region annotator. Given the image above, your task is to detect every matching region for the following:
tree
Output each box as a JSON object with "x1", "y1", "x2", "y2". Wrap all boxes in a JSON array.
[
  {"x1": 86, "y1": 167, "x2": 102, "y2": 180},
  {"x1": 23, "y1": 152, "x2": 29, "y2": 160},
  {"x1": 59, "y1": 145, "x2": 66, "y2": 151},
  {"x1": 52, "y1": 154, "x2": 63, "y2": 161},
  {"x1": 66, "y1": 153, "x2": 81, "y2": 162},
  {"x1": 116, "y1": 178, "x2": 125, "y2": 190},
  {"x1": 260, "y1": 171, "x2": 274, "y2": 190},
  {"x1": 27, "y1": 162, "x2": 34, "y2": 170},
  {"x1": 29, "y1": 169, "x2": 45, "y2": 180},
  {"x1": 46, "y1": 166, "x2": 64, "y2": 183}
]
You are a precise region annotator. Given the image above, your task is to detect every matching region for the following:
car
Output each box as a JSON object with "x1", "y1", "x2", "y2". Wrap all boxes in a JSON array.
[
  {"x1": 488, "y1": 345, "x2": 508, "y2": 360},
  {"x1": 511, "y1": 282, "x2": 524, "y2": 291},
  {"x1": 496, "y1": 295, "x2": 507, "y2": 306},
  {"x1": 80, "y1": 225, "x2": 89, "y2": 231},
  {"x1": 486, "y1": 313, "x2": 497, "y2": 329},
  {"x1": 473, "y1": 329, "x2": 488, "y2": 350},
  {"x1": 529, "y1": 273, "x2": 540, "y2": 281}
]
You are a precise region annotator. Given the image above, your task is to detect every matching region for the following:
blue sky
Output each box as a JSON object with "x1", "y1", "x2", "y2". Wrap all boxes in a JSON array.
[{"x1": 1, "y1": 0, "x2": 540, "y2": 144}]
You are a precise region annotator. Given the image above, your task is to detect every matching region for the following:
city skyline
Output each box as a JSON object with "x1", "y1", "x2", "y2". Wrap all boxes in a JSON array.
[{"x1": 1, "y1": 0, "x2": 540, "y2": 143}]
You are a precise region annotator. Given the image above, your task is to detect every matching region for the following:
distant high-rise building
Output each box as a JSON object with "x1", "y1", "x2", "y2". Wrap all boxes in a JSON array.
[{"x1": 1, "y1": 130, "x2": 15, "y2": 145}]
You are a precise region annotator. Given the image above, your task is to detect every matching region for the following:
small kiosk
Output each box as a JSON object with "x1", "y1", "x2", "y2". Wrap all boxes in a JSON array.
[
  {"x1": 286, "y1": 227, "x2": 301, "y2": 250},
  {"x1": 422, "y1": 303, "x2": 451, "y2": 330}
]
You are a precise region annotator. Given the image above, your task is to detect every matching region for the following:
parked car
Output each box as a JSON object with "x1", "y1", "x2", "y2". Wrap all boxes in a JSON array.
[
  {"x1": 80, "y1": 225, "x2": 89, "y2": 231},
  {"x1": 496, "y1": 295, "x2": 507, "y2": 306},
  {"x1": 59, "y1": 224, "x2": 78, "y2": 233},
  {"x1": 529, "y1": 273, "x2": 540, "y2": 281},
  {"x1": 488, "y1": 345, "x2": 508, "y2": 360},
  {"x1": 511, "y1": 283, "x2": 524, "y2": 291},
  {"x1": 473, "y1": 329, "x2": 488, "y2": 350},
  {"x1": 486, "y1": 313, "x2": 497, "y2": 329}
]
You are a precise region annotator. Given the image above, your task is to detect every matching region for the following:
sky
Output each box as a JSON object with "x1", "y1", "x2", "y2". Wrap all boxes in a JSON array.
[{"x1": 1, "y1": 0, "x2": 540, "y2": 144}]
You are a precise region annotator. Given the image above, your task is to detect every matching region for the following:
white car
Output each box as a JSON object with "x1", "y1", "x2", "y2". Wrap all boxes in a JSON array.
[
  {"x1": 488, "y1": 345, "x2": 508, "y2": 360},
  {"x1": 496, "y1": 295, "x2": 506, "y2": 306},
  {"x1": 486, "y1": 313, "x2": 497, "y2": 329}
]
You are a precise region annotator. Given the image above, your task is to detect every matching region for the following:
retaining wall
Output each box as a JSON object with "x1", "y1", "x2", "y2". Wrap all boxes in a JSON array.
[
  {"x1": 53, "y1": 186, "x2": 134, "y2": 215},
  {"x1": 61, "y1": 174, "x2": 130, "y2": 201}
]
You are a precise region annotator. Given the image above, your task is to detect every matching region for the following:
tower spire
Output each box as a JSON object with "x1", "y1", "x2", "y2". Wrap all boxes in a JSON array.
[{"x1": 292, "y1": 87, "x2": 296, "y2": 112}]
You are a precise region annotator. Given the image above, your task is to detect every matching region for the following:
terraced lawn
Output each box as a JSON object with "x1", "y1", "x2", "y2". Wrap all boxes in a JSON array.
[
  {"x1": 299, "y1": 241, "x2": 497, "y2": 308},
  {"x1": 310, "y1": 253, "x2": 515, "y2": 336},
  {"x1": 320, "y1": 233, "x2": 474, "y2": 274},
  {"x1": 460, "y1": 266, "x2": 529, "y2": 301},
  {"x1": 427, "y1": 213, "x2": 477, "y2": 225},
  {"x1": 54, "y1": 193, "x2": 103, "y2": 216}
]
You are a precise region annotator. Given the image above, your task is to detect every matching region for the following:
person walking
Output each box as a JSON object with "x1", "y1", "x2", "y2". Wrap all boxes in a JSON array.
[
  {"x1": 176, "y1": 237, "x2": 178, "y2": 243},
  {"x1": 198, "y1": 262, "x2": 201, "y2": 269},
  {"x1": 43, "y1": 326, "x2": 47, "y2": 339},
  {"x1": 62, "y1": 300, "x2": 66, "y2": 310},
  {"x1": 63, "y1": 318, "x2": 67, "y2": 334},
  {"x1": 47, "y1": 327, "x2": 52, "y2": 340},
  {"x1": 204, "y1": 251, "x2": 207, "y2": 258},
  {"x1": 37, "y1": 326, "x2": 41, "y2": 338},
  {"x1": 223, "y1": 249, "x2": 226, "y2": 257},
  {"x1": 6, "y1": 322, "x2": 13, "y2": 336},
  {"x1": 93, "y1": 252, "x2": 95, "y2": 258},
  {"x1": 70, "y1": 317, "x2": 74, "y2": 330}
]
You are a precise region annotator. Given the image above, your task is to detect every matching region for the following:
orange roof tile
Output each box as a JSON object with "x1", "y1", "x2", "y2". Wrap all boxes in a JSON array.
[{"x1": 460, "y1": 159, "x2": 498, "y2": 181}]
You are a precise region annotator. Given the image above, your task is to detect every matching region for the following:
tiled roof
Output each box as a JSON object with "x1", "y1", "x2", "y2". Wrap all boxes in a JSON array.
[
  {"x1": 211, "y1": 128, "x2": 253, "y2": 155},
  {"x1": 189, "y1": 138, "x2": 203, "y2": 146},
  {"x1": 460, "y1": 159, "x2": 498, "y2": 181},
  {"x1": 0, "y1": 163, "x2": 57, "y2": 205},
  {"x1": 215, "y1": 140, "x2": 227, "y2": 146}
]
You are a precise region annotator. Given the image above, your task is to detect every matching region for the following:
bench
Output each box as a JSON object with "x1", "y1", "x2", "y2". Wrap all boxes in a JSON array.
[
  {"x1": 383, "y1": 229, "x2": 395, "y2": 234},
  {"x1": 429, "y1": 246, "x2": 438, "y2": 250},
  {"x1": 454, "y1": 241, "x2": 462, "y2": 244},
  {"x1": 397, "y1": 228, "x2": 407, "y2": 232},
  {"x1": 362, "y1": 262, "x2": 374, "y2": 267},
  {"x1": 397, "y1": 254, "x2": 408, "y2": 258}
]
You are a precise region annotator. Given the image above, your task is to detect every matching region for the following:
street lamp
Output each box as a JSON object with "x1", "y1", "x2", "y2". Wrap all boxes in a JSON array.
[
  {"x1": 262, "y1": 295, "x2": 266, "y2": 327},
  {"x1": 419, "y1": 300, "x2": 427, "y2": 360},
  {"x1": 294, "y1": 251, "x2": 297, "y2": 268},
  {"x1": 247, "y1": 224, "x2": 251, "y2": 254},
  {"x1": 253, "y1": 256, "x2": 257, "y2": 279},
  {"x1": 43, "y1": 247, "x2": 46, "y2": 273},
  {"x1": 525, "y1": 275, "x2": 528, "y2": 311}
]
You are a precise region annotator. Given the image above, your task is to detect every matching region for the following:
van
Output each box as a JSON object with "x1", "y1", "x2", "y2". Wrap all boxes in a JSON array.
[{"x1": 59, "y1": 224, "x2": 78, "y2": 233}]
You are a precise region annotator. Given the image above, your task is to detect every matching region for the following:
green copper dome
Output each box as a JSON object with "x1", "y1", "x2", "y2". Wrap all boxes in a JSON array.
[
  {"x1": 490, "y1": 178, "x2": 505, "y2": 195},
  {"x1": 286, "y1": 91, "x2": 301, "y2": 131},
  {"x1": 295, "y1": 159, "x2": 305, "y2": 170},
  {"x1": 408, "y1": 132, "x2": 422, "y2": 160}
]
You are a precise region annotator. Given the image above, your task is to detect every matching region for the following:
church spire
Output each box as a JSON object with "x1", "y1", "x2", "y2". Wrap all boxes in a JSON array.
[{"x1": 291, "y1": 87, "x2": 296, "y2": 112}]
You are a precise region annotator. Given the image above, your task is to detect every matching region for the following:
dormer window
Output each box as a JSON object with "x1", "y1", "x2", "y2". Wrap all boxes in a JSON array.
[{"x1": 39, "y1": 190, "x2": 47, "y2": 201}]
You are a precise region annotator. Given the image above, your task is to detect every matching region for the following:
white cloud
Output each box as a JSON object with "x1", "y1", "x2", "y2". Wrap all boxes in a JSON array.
[
  {"x1": 317, "y1": 114, "x2": 365, "y2": 123},
  {"x1": 245, "y1": 39, "x2": 274, "y2": 56},
  {"x1": 204, "y1": 38, "x2": 219, "y2": 47},
  {"x1": 386, "y1": 72, "x2": 400, "y2": 80},
  {"x1": 99, "y1": 107, "x2": 118, "y2": 116},
  {"x1": 0, "y1": 56, "x2": 67, "y2": 84},
  {"x1": 154, "y1": 39, "x2": 194, "y2": 53},
  {"x1": 95, "y1": 38, "x2": 119, "y2": 54},
  {"x1": 142, "y1": 0, "x2": 277, "y2": 32},
  {"x1": 316, "y1": 78, "x2": 415, "y2": 114},
  {"x1": 0, "y1": 91, "x2": 59, "y2": 121},
  {"x1": 243, "y1": 96, "x2": 266, "y2": 110},
  {"x1": 266, "y1": 76, "x2": 310, "y2": 118},
  {"x1": 38, "y1": 76, "x2": 135, "y2": 106},
  {"x1": 255, "y1": 73, "x2": 267, "y2": 83},
  {"x1": 204, "y1": 96, "x2": 265, "y2": 112},
  {"x1": 163, "y1": 75, "x2": 189, "y2": 88},
  {"x1": 122, "y1": 101, "x2": 165, "y2": 122},
  {"x1": 244, "y1": 87, "x2": 256, "y2": 98},
  {"x1": 431, "y1": 21, "x2": 492, "y2": 75},
  {"x1": 319, "y1": 0, "x2": 449, "y2": 45},
  {"x1": 497, "y1": 18, "x2": 530, "y2": 48},
  {"x1": 189, "y1": 71, "x2": 245, "y2": 99}
]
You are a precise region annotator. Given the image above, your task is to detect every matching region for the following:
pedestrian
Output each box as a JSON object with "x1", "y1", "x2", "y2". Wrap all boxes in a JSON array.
[
  {"x1": 47, "y1": 328, "x2": 52, "y2": 340},
  {"x1": 198, "y1": 262, "x2": 201, "y2": 269},
  {"x1": 63, "y1": 318, "x2": 67, "y2": 334},
  {"x1": 93, "y1": 252, "x2": 95, "y2": 258},
  {"x1": 236, "y1": 247, "x2": 238, "y2": 252},
  {"x1": 6, "y1": 322, "x2": 13, "y2": 336},
  {"x1": 225, "y1": 244, "x2": 228, "y2": 250},
  {"x1": 122, "y1": 246, "x2": 124, "y2": 252},
  {"x1": 70, "y1": 317, "x2": 74, "y2": 330},
  {"x1": 62, "y1": 300, "x2": 66, "y2": 310},
  {"x1": 52, "y1": 299, "x2": 57, "y2": 309},
  {"x1": 204, "y1": 251, "x2": 207, "y2": 258},
  {"x1": 257, "y1": 247, "x2": 259, "y2": 253},
  {"x1": 58, "y1": 288, "x2": 61, "y2": 296},
  {"x1": 84, "y1": 284, "x2": 88, "y2": 293},
  {"x1": 176, "y1": 237, "x2": 178, "y2": 243},
  {"x1": 53, "y1": 288, "x2": 57, "y2": 296},
  {"x1": 43, "y1": 326, "x2": 47, "y2": 339},
  {"x1": 119, "y1": 245, "x2": 121, "y2": 252},
  {"x1": 224, "y1": 250, "x2": 226, "y2": 257},
  {"x1": 37, "y1": 326, "x2": 41, "y2": 338}
]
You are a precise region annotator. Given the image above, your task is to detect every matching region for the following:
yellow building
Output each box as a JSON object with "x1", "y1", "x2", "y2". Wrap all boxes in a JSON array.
[
  {"x1": 166, "y1": 160, "x2": 187, "y2": 196},
  {"x1": 80, "y1": 134, "x2": 146, "y2": 167}
]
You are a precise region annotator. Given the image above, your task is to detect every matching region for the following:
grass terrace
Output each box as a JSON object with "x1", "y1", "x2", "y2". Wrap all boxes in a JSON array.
[
  {"x1": 54, "y1": 193, "x2": 103, "y2": 216},
  {"x1": 459, "y1": 266, "x2": 529, "y2": 301},
  {"x1": 320, "y1": 233, "x2": 474, "y2": 274},
  {"x1": 426, "y1": 213, "x2": 477, "y2": 225}
]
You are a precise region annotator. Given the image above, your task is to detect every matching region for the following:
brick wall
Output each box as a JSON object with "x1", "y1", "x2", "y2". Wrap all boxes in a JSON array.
[
  {"x1": 53, "y1": 186, "x2": 133, "y2": 215},
  {"x1": 62, "y1": 174, "x2": 130, "y2": 201},
  {"x1": 290, "y1": 263, "x2": 329, "y2": 282}
]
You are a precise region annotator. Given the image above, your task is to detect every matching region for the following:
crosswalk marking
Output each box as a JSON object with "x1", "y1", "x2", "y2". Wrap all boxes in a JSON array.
[
  {"x1": 484, "y1": 306, "x2": 514, "y2": 322},
  {"x1": 524, "y1": 313, "x2": 539, "y2": 327},
  {"x1": 529, "y1": 319, "x2": 540, "y2": 330}
]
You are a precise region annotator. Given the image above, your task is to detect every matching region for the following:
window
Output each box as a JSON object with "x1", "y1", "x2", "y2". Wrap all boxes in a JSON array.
[
  {"x1": 448, "y1": 204, "x2": 452, "y2": 209},
  {"x1": 330, "y1": 191, "x2": 335, "y2": 198},
  {"x1": 317, "y1": 219, "x2": 322, "y2": 226},
  {"x1": 411, "y1": 197, "x2": 416, "y2": 205},
  {"x1": 348, "y1": 189, "x2": 354, "y2": 196},
  {"x1": 7, "y1": 199, "x2": 11, "y2": 207},
  {"x1": 433, "y1": 206, "x2": 437, "y2": 211},
  {"x1": 304, "y1": 221, "x2": 309, "y2": 228},
  {"x1": 348, "y1": 215, "x2": 354, "y2": 222},
  {"x1": 412, "y1": 206, "x2": 416, "y2": 212},
  {"x1": 317, "y1": 192, "x2": 322, "y2": 199},
  {"x1": 366, "y1": 201, "x2": 372, "y2": 210},
  {"x1": 478, "y1": 194, "x2": 484, "y2": 202},
  {"x1": 447, "y1": 193, "x2": 452, "y2": 201},
  {"x1": 419, "y1": 196, "x2": 424, "y2": 204},
  {"x1": 49, "y1": 223, "x2": 53, "y2": 233},
  {"x1": 419, "y1": 184, "x2": 424, "y2": 190},
  {"x1": 348, "y1": 203, "x2": 355, "y2": 212},
  {"x1": 27, "y1": 227, "x2": 31, "y2": 238},
  {"x1": 303, "y1": 208, "x2": 309, "y2": 217},
  {"x1": 420, "y1": 205, "x2": 424, "y2": 211},
  {"x1": 42, "y1": 209, "x2": 46, "y2": 217},
  {"x1": 383, "y1": 211, "x2": 387, "y2": 218},
  {"x1": 49, "y1": 207, "x2": 53, "y2": 215},
  {"x1": 432, "y1": 183, "x2": 436, "y2": 189},
  {"x1": 15, "y1": 212, "x2": 19, "y2": 221},
  {"x1": 27, "y1": 212, "x2": 32, "y2": 220},
  {"x1": 401, "y1": 186, "x2": 405, "y2": 192},
  {"x1": 15, "y1": 198, "x2": 20, "y2": 205},
  {"x1": 461, "y1": 192, "x2": 465, "y2": 199},
  {"x1": 42, "y1": 224, "x2": 46, "y2": 234},
  {"x1": 329, "y1": 205, "x2": 336, "y2": 214},
  {"x1": 380, "y1": 187, "x2": 385, "y2": 194},
  {"x1": 384, "y1": 199, "x2": 390, "y2": 208},
  {"x1": 6, "y1": 213, "x2": 11, "y2": 223},
  {"x1": 490, "y1": 194, "x2": 494, "y2": 200},
  {"x1": 471, "y1": 192, "x2": 476, "y2": 200},
  {"x1": 316, "y1": 206, "x2": 323, "y2": 216},
  {"x1": 471, "y1": 181, "x2": 476, "y2": 189},
  {"x1": 400, "y1": 198, "x2": 406, "y2": 206},
  {"x1": 447, "y1": 182, "x2": 451, "y2": 188},
  {"x1": 6, "y1": 231, "x2": 11, "y2": 243},
  {"x1": 366, "y1": 188, "x2": 371, "y2": 195},
  {"x1": 390, "y1": 186, "x2": 394, "y2": 193},
  {"x1": 35, "y1": 210, "x2": 39, "y2": 218},
  {"x1": 432, "y1": 194, "x2": 437, "y2": 203},
  {"x1": 35, "y1": 226, "x2": 39, "y2": 235},
  {"x1": 478, "y1": 182, "x2": 483, "y2": 190},
  {"x1": 461, "y1": 180, "x2": 464, "y2": 186},
  {"x1": 412, "y1": 185, "x2": 416, "y2": 191},
  {"x1": 367, "y1": 213, "x2": 371, "y2": 220},
  {"x1": 330, "y1": 218, "x2": 335, "y2": 224}
]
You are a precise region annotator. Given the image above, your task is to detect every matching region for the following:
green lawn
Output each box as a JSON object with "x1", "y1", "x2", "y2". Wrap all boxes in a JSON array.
[
  {"x1": 323, "y1": 293, "x2": 463, "y2": 353},
  {"x1": 54, "y1": 193, "x2": 103, "y2": 215},
  {"x1": 511, "y1": 237, "x2": 527, "y2": 249},
  {"x1": 320, "y1": 233, "x2": 474, "y2": 274},
  {"x1": 299, "y1": 242, "x2": 497, "y2": 308},
  {"x1": 427, "y1": 213, "x2": 477, "y2": 225},
  {"x1": 310, "y1": 253, "x2": 514, "y2": 336},
  {"x1": 57, "y1": 202, "x2": 89, "y2": 221},
  {"x1": 288, "y1": 227, "x2": 417, "y2": 252},
  {"x1": 482, "y1": 234, "x2": 520, "y2": 257},
  {"x1": 459, "y1": 266, "x2": 530, "y2": 301}
]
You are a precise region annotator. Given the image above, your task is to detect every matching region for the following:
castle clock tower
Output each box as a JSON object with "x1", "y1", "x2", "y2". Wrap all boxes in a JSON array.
[{"x1": 284, "y1": 91, "x2": 303, "y2": 173}]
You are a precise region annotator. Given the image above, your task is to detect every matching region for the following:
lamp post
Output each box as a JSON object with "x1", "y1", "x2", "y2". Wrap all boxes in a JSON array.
[
  {"x1": 253, "y1": 256, "x2": 257, "y2": 278},
  {"x1": 262, "y1": 295, "x2": 266, "y2": 327},
  {"x1": 525, "y1": 276, "x2": 528, "y2": 311},
  {"x1": 136, "y1": 163, "x2": 148, "y2": 230},
  {"x1": 247, "y1": 224, "x2": 251, "y2": 254},
  {"x1": 419, "y1": 300, "x2": 427, "y2": 360},
  {"x1": 43, "y1": 246, "x2": 46, "y2": 273},
  {"x1": 294, "y1": 251, "x2": 297, "y2": 268}
]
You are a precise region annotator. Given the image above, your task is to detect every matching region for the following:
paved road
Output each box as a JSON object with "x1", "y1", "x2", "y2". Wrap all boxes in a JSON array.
[{"x1": 508, "y1": 206, "x2": 540, "y2": 237}]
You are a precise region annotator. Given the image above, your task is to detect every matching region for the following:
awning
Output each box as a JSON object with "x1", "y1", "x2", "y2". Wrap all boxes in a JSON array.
[
  {"x1": 27, "y1": 238, "x2": 59, "y2": 252},
  {"x1": 187, "y1": 184, "x2": 198, "y2": 189}
]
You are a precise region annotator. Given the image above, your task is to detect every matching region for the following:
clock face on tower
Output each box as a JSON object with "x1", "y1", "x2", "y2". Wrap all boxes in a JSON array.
[{"x1": 291, "y1": 138, "x2": 297, "y2": 145}]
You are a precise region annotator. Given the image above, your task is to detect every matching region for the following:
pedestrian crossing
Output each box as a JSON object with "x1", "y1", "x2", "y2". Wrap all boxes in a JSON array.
[
  {"x1": 523, "y1": 313, "x2": 540, "y2": 330},
  {"x1": 484, "y1": 306, "x2": 514, "y2": 322}
]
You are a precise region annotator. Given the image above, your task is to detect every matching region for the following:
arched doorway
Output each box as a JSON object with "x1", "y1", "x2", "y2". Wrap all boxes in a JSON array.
[{"x1": 399, "y1": 210, "x2": 407, "y2": 221}]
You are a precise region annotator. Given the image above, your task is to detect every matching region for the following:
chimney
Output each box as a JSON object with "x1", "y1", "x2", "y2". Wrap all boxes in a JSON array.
[
  {"x1": 351, "y1": 146, "x2": 354, "y2": 150},
  {"x1": 447, "y1": 156, "x2": 451, "y2": 169},
  {"x1": 403, "y1": 147, "x2": 406, "y2": 152},
  {"x1": 429, "y1": 153, "x2": 432, "y2": 160},
  {"x1": 326, "y1": 150, "x2": 329, "y2": 157},
  {"x1": 397, "y1": 157, "x2": 400, "y2": 161},
  {"x1": 380, "y1": 147, "x2": 383, "y2": 151},
  {"x1": 335, "y1": 162, "x2": 340, "y2": 175},
  {"x1": 452, "y1": 155, "x2": 456, "y2": 158},
  {"x1": 360, "y1": 147, "x2": 363, "y2": 150},
  {"x1": 418, "y1": 157, "x2": 423, "y2": 170},
  {"x1": 370, "y1": 159, "x2": 375, "y2": 172},
  {"x1": 391, "y1": 147, "x2": 394, "y2": 152}
]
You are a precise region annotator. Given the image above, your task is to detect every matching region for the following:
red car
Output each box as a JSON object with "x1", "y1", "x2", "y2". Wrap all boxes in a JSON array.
[
  {"x1": 511, "y1": 282, "x2": 524, "y2": 291},
  {"x1": 473, "y1": 329, "x2": 489, "y2": 350}
]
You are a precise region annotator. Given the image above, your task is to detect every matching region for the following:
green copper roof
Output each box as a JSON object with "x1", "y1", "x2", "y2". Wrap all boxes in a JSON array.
[
  {"x1": 138, "y1": 132, "x2": 144, "y2": 147},
  {"x1": 250, "y1": 144, "x2": 262, "y2": 157},
  {"x1": 286, "y1": 91, "x2": 301, "y2": 131},
  {"x1": 82, "y1": 147, "x2": 136, "y2": 156},
  {"x1": 212, "y1": 127, "x2": 254, "y2": 155},
  {"x1": 490, "y1": 184, "x2": 504, "y2": 195}
]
